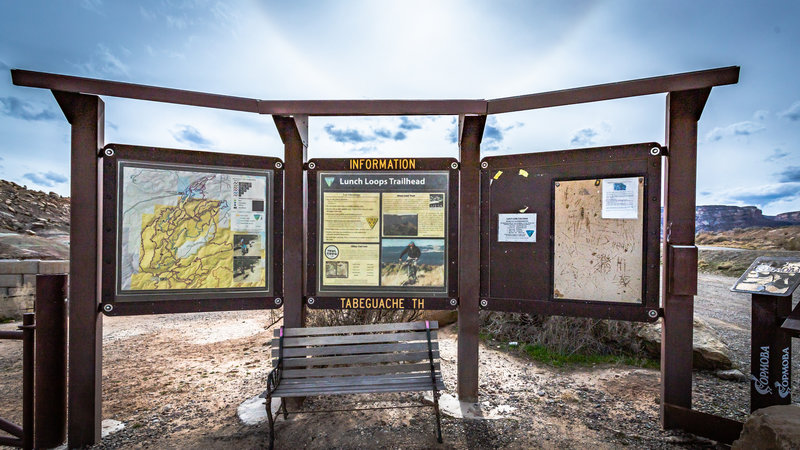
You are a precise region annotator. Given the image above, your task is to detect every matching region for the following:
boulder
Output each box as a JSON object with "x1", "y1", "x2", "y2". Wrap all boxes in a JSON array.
[
  {"x1": 637, "y1": 317, "x2": 733, "y2": 370},
  {"x1": 733, "y1": 405, "x2": 800, "y2": 450},
  {"x1": 422, "y1": 310, "x2": 458, "y2": 327}
]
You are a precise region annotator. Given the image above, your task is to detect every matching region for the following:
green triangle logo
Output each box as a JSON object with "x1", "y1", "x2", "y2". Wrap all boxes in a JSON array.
[
  {"x1": 525, "y1": 230, "x2": 534, "y2": 237},
  {"x1": 325, "y1": 177, "x2": 335, "y2": 187}
]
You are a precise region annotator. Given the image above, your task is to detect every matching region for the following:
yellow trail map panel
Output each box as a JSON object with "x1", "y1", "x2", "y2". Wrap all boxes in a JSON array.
[
  {"x1": 382, "y1": 193, "x2": 445, "y2": 238},
  {"x1": 119, "y1": 163, "x2": 269, "y2": 292}
]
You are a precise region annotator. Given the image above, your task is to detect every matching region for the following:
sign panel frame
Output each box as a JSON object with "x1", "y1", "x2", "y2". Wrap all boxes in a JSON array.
[
  {"x1": 100, "y1": 143, "x2": 284, "y2": 315},
  {"x1": 306, "y1": 158, "x2": 459, "y2": 310},
  {"x1": 479, "y1": 143, "x2": 662, "y2": 322},
  {"x1": 731, "y1": 256, "x2": 800, "y2": 297}
]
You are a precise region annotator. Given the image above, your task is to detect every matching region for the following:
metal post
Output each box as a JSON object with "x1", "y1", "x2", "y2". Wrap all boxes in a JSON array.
[
  {"x1": 34, "y1": 274, "x2": 68, "y2": 448},
  {"x1": 750, "y1": 293, "x2": 792, "y2": 411},
  {"x1": 21, "y1": 313, "x2": 34, "y2": 450},
  {"x1": 660, "y1": 88, "x2": 710, "y2": 428},
  {"x1": 52, "y1": 91, "x2": 105, "y2": 447},
  {"x1": 273, "y1": 115, "x2": 308, "y2": 329},
  {"x1": 457, "y1": 114, "x2": 486, "y2": 402}
]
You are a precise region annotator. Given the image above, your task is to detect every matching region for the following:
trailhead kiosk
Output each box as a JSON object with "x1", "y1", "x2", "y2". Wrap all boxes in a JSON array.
[{"x1": 9, "y1": 66, "x2": 743, "y2": 447}]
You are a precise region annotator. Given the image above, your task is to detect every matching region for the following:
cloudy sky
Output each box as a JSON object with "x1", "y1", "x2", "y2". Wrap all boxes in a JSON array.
[{"x1": 0, "y1": 1, "x2": 798, "y2": 214}]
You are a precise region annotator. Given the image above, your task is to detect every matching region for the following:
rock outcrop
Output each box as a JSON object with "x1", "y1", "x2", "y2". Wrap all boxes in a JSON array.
[
  {"x1": 733, "y1": 405, "x2": 800, "y2": 450},
  {"x1": 0, "y1": 179, "x2": 70, "y2": 235},
  {"x1": 637, "y1": 317, "x2": 733, "y2": 370}
]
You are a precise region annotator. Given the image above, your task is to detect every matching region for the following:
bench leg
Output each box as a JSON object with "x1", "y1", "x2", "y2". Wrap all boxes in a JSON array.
[
  {"x1": 432, "y1": 390, "x2": 443, "y2": 444},
  {"x1": 281, "y1": 398, "x2": 288, "y2": 419},
  {"x1": 266, "y1": 394, "x2": 275, "y2": 450}
]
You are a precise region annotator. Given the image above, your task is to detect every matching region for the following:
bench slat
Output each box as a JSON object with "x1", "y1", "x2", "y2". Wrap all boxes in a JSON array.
[
  {"x1": 282, "y1": 362, "x2": 440, "y2": 379},
  {"x1": 272, "y1": 342, "x2": 439, "y2": 358},
  {"x1": 279, "y1": 330, "x2": 437, "y2": 348},
  {"x1": 274, "y1": 380, "x2": 445, "y2": 397},
  {"x1": 278, "y1": 373, "x2": 443, "y2": 389},
  {"x1": 275, "y1": 321, "x2": 439, "y2": 337},
  {"x1": 275, "y1": 351, "x2": 439, "y2": 368}
]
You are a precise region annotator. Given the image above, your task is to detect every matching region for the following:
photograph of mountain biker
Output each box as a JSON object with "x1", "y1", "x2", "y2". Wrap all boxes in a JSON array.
[{"x1": 398, "y1": 241, "x2": 422, "y2": 282}]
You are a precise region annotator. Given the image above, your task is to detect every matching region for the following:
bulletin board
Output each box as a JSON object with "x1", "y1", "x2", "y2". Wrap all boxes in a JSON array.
[{"x1": 479, "y1": 143, "x2": 662, "y2": 322}]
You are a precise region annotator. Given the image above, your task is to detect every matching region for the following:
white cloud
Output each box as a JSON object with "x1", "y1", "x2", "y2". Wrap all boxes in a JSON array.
[
  {"x1": 704, "y1": 121, "x2": 765, "y2": 142},
  {"x1": 779, "y1": 101, "x2": 800, "y2": 121}
]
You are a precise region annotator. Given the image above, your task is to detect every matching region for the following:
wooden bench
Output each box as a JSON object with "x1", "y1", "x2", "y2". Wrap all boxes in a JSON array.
[{"x1": 261, "y1": 321, "x2": 445, "y2": 449}]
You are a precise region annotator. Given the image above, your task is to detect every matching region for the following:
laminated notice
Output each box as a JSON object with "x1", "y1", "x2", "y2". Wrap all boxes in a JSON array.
[
  {"x1": 601, "y1": 177, "x2": 639, "y2": 219},
  {"x1": 498, "y1": 213, "x2": 537, "y2": 242}
]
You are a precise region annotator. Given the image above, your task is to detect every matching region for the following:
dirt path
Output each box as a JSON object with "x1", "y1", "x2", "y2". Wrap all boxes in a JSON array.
[{"x1": 1, "y1": 272, "x2": 798, "y2": 448}]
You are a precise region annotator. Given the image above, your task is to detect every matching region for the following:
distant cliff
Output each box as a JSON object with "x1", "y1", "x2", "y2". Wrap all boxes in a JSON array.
[{"x1": 696, "y1": 205, "x2": 800, "y2": 232}]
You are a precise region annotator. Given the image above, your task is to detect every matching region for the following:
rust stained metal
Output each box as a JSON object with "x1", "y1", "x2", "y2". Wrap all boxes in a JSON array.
[
  {"x1": 488, "y1": 66, "x2": 737, "y2": 114},
  {"x1": 661, "y1": 403, "x2": 743, "y2": 445},
  {"x1": 457, "y1": 115, "x2": 486, "y2": 402},
  {"x1": 34, "y1": 275, "x2": 68, "y2": 449},
  {"x1": 12, "y1": 67, "x2": 739, "y2": 116}
]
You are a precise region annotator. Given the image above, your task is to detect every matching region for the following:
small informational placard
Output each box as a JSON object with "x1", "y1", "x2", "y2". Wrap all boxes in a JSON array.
[
  {"x1": 732, "y1": 257, "x2": 800, "y2": 296},
  {"x1": 498, "y1": 213, "x2": 537, "y2": 242},
  {"x1": 602, "y1": 177, "x2": 639, "y2": 219}
]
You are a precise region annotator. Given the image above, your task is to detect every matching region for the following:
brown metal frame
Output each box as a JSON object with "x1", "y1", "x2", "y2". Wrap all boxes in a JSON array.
[
  {"x1": 98, "y1": 143, "x2": 284, "y2": 316},
  {"x1": 10, "y1": 65, "x2": 740, "y2": 446},
  {"x1": 478, "y1": 143, "x2": 662, "y2": 322},
  {"x1": 304, "y1": 158, "x2": 459, "y2": 310}
]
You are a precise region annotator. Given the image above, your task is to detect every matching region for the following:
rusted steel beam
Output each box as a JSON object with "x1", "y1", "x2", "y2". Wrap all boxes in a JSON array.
[
  {"x1": 52, "y1": 91, "x2": 105, "y2": 447},
  {"x1": 662, "y1": 403, "x2": 743, "y2": 445},
  {"x1": 660, "y1": 88, "x2": 710, "y2": 429},
  {"x1": 21, "y1": 313, "x2": 34, "y2": 450},
  {"x1": 488, "y1": 66, "x2": 737, "y2": 114},
  {"x1": 273, "y1": 115, "x2": 307, "y2": 329},
  {"x1": 34, "y1": 274, "x2": 68, "y2": 449},
  {"x1": 0, "y1": 436, "x2": 23, "y2": 447},
  {"x1": 750, "y1": 294, "x2": 792, "y2": 412},
  {"x1": 13, "y1": 70, "x2": 259, "y2": 113},
  {"x1": 0, "y1": 330, "x2": 23, "y2": 340},
  {"x1": 257, "y1": 99, "x2": 487, "y2": 116},
  {"x1": 0, "y1": 417, "x2": 23, "y2": 438},
  {"x1": 457, "y1": 114, "x2": 486, "y2": 403}
]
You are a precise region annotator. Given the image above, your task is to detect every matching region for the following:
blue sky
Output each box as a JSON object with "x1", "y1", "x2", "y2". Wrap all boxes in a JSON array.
[{"x1": 1, "y1": 0, "x2": 799, "y2": 214}]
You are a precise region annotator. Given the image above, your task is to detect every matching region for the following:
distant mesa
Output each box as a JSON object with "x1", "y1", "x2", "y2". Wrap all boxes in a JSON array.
[{"x1": 695, "y1": 205, "x2": 800, "y2": 233}]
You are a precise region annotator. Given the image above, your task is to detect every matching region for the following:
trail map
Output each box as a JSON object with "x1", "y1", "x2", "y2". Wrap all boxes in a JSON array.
[{"x1": 118, "y1": 163, "x2": 269, "y2": 292}]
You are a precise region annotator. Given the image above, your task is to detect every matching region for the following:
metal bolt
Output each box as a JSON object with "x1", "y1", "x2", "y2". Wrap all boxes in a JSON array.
[
  {"x1": 274, "y1": 297, "x2": 282, "y2": 305},
  {"x1": 449, "y1": 298, "x2": 458, "y2": 306},
  {"x1": 103, "y1": 304, "x2": 113, "y2": 312},
  {"x1": 103, "y1": 148, "x2": 114, "y2": 157},
  {"x1": 450, "y1": 162, "x2": 459, "y2": 170},
  {"x1": 649, "y1": 147, "x2": 660, "y2": 156},
  {"x1": 307, "y1": 297, "x2": 315, "y2": 305},
  {"x1": 480, "y1": 161, "x2": 489, "y2": 169},
  {"x1": 308, "y1": 162, "x2": 316, "y2": 169},
  {"x1": 648, "y1": 309, "x2": 658, "y2": 318},
  {"x1": 554, "y1": 182, "x2": 560, "y2": 187},
  {"x1": 275, "y1": 161, "x2": 283, "y2": 169},
  {"x1": 480, "y1": 299, "x2": 488, "y2": 308}
]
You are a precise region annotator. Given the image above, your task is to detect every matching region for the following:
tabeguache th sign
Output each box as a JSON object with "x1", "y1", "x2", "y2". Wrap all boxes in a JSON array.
[{"x1": 305, "y1": 158, "x2": 460, "y2": 310}]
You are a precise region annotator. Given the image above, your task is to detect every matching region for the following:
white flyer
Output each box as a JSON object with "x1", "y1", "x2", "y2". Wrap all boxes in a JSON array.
[
  {"x1": 601, "y1": 177, "x2": 639, "y2": 219},
  {"x1": 498, "y1": 213, "x2": 537, "y2": 242}
]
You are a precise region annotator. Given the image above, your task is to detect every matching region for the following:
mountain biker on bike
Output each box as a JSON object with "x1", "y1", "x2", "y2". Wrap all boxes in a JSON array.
[{"x1": 398, "y1": 241, "x2": 422, "y2": 282}]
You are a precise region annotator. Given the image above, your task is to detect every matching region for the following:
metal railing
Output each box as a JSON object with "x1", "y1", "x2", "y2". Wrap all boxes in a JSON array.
[{"x1": 0, "y1": 274, "x2": 67, "y2": 449}]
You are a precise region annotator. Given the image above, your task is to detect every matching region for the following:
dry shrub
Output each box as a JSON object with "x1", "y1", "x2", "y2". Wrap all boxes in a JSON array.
[
  {"x1": 480, "y1": 311, "x2": 644, "y2": 356},
  {"x1": 307, "y1": 309, "x2": 423, "y2": 327}
]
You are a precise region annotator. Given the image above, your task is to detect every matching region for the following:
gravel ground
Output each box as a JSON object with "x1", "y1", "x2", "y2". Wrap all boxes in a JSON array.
[{"x1": 1, "y1": 272, "x2": 798, "y2": 449}]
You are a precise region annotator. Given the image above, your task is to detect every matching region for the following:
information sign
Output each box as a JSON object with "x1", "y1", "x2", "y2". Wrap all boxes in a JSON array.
[
  {"x1": 732, "y1": 257, "x2": 800, "y2": 296},
  {"x1": 100, "y1": 144, "x2": 284, "y2": 315},
  {"x1": 306, "y1": 158, "x2": 459, "y2": 309}
]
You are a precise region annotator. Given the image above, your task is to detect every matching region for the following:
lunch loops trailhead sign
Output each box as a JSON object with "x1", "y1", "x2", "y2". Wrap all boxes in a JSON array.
[
  {"x1": 306, "y1": 158, "x2": 459, "y2": 310},
  {"x1": 100, "y1": 144, "x2": 284, "y2": 315}
]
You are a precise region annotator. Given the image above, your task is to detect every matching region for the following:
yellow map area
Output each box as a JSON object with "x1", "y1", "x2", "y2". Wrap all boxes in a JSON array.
[{"x1": 130, "y1": 199, "x2": 263, "y2": 290}]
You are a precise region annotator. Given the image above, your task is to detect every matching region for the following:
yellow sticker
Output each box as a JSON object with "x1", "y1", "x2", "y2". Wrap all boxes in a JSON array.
[
  {"x1": 493, "y1": 170, "x2": 503, "y2": 180},
  {"x1": 519, "y1": 206, "x2": 529, "y2": 213},
  {"x1": 366, "y1": 217, "x2": 379, "y2": 229},
  {"x1": 518, "y1": 169, "x2": 529, "y2": 177}
]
